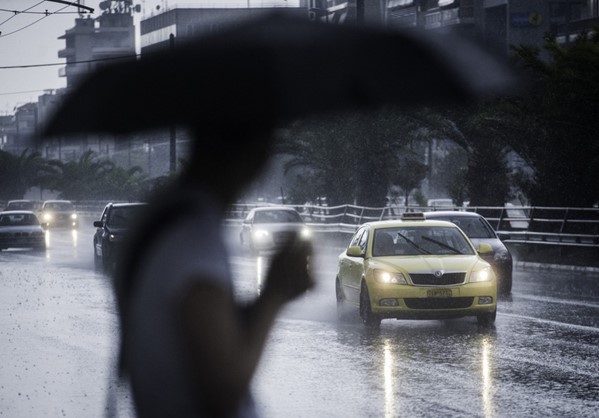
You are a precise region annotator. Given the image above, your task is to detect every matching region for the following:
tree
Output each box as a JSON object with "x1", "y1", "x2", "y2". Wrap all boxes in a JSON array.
[
  {"x1": 508, "y1": 31, "x2": 599, "y2": 206},
  {"x1": 0, "y1": 149, "x2": 50, "y2": 200},
  {"x1": 392, "y1": 150, "x2": 427, "y2": 206},
  {"x1": 43, "y1": 150, "x2": 145, "y2": 201},
  {"x1": 278, "y1": 109, "x2": 424, "y2": 207},
  {"x1": 45, "y1": 150, "x2": 115, "y2": 200},
  {"x1": 100, "y1": 166, "x2": 147, "y2": 201}
]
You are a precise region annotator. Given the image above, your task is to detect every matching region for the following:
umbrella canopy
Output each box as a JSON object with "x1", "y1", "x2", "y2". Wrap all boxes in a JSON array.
[{"x1": 41, "y1": 14, "x2": 514, "y2": 138}]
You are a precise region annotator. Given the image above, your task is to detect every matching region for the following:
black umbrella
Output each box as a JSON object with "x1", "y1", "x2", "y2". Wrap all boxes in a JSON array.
[{"x1": 41, "y1": 14, "x2": 514, "y2": 138}]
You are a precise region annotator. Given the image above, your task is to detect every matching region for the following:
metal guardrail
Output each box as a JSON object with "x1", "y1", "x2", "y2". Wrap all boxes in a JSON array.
[
  {"x1": 2, "y1": 200, "x2": 598, "y2": 248},
  {"x1": 226, "y1": 202, "x2": 599, "y2": 248}
]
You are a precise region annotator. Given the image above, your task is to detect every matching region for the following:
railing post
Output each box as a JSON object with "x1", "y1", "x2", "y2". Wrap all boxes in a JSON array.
[
  {"x1": 497, "y1": 207, "x2": 505, "y2": 230},
  {"x1": 560, "y1": 208, "x2": 569, "y2": 234}
]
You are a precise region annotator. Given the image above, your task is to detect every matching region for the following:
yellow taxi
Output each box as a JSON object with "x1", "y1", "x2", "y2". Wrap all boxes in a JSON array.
[{"x1": 335, "y1": 213, "x2": 497, "y2": 327}]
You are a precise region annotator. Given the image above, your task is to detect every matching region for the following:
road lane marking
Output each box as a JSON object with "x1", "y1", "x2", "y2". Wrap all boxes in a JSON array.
[{"x1": 499, "y1": 312, "x2": 599, "y2": 333}]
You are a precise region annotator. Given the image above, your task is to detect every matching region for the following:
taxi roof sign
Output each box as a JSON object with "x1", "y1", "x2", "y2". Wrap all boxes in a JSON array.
[{"x1": 401, "y1": 212, "x2": 425, "y2": 221}]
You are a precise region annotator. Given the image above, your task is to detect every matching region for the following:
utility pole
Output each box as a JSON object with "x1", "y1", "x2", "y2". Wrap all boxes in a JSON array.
[{"x1": 169, "y1": 33, "x2": 177, "y2": 173}]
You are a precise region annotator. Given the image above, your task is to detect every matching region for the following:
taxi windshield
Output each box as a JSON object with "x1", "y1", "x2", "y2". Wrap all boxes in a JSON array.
[{"x1": 373, "y1": 226, "x2": 474, "y2": 257}]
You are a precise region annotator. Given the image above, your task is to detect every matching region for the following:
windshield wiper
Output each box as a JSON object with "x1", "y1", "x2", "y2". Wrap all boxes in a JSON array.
[
  {"x1": 422, "y1": 236, "x2": 462, "y2": 254},
  {"x1": 396, "y1": 232, "x2": 430, "y2": 254}
]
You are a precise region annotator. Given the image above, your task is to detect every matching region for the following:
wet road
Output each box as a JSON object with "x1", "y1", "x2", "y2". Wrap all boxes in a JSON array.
[{"x1": 0, "y1": 223, "x2": 598, "y2": 417}]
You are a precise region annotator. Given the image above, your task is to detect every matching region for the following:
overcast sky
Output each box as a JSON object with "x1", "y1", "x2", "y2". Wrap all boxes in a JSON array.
[
  {"x1": 0, "y1": 1, "x2": 302, "y2": 115},
  {"x1": 0, "y1": 1, "x2": 102, "y2": 114}
]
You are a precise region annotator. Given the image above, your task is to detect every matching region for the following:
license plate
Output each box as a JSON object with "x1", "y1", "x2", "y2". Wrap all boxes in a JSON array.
[{"x1": 427, "y1": 289, "x2": 452, "y2": 298}]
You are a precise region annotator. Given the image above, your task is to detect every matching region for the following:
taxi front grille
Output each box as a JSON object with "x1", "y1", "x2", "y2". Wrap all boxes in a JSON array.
[
  {"x1": 404, "y1": 297, "x2": 474, "y2": 309},
  {"x1": 409, "y1": 272, "x2": 466, "y2": 286}
]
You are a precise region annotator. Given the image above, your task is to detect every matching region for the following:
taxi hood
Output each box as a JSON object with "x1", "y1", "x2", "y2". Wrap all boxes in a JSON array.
[{"x1": 370, "y1": 255, "x2": 488, "y2": 274}]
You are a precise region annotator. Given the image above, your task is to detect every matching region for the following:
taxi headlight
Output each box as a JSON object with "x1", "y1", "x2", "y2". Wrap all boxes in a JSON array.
[
  {"x1": 373, "y1": 269, "x2": 407, "y2": 285},
  {"x1": 470, "y1": 268, "x2": 493, "y2": 283},
  {"x1": 109, "y1": 234, "x2": 120, "y2": 242}
]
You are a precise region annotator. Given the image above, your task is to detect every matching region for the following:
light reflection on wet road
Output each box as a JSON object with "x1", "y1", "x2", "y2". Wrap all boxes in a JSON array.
[{"x1": 0, "y1": 223, "x2": 597, "y2": 417}]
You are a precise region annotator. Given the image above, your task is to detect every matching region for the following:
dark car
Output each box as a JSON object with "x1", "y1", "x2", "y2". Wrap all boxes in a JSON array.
[
  {"x1": 424, "y1": 211, "x2": 513, "y2": 295},
  {"x1": 0, "y1": 211, "x2": 46, "y2": 251},
  {"x1": 93, "y1": 202, "x2": 148, "y2": 271},
  {"x1": 39, "y1": 200, "x2": 79, "y2": 229}
]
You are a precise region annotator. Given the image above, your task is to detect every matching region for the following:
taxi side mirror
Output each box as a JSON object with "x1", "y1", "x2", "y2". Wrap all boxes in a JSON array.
[
  {"x1": 477, "y1": 243, "x2": 493, "y2": 254},
  {"x1": 346, "y1": 246, "x2": 363, "y2": 257}
]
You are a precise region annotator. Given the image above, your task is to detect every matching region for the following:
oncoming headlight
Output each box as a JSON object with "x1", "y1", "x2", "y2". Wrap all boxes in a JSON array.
[
  {"x1": 43, "y1": 213, "x2": 52, "y2": 221},
  {"x1": 71, "y1": 213, "x2": 78, "y2": 220},
  {"x1": 252, "y1": 229, "x2": 269, "y2": 241},
  {"x1": 470, "y1": 268, "x2": 493, "y2": 283},
  {"x1": 373, "y1": 269, "x2": 407, "y2": 285},
  {"x1": 300, "y1": 227, "x2": 311, "y2": 240}
]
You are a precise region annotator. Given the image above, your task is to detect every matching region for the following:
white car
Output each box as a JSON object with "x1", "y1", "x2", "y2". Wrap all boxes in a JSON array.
[
  {"x1": 239, "y1": 206, "x2": 310, "y2": 254},
  {"x1": 0, "y1": 211, "x2": 46, "y2": 251},
  {"x1": 39, "y1": 200, "x2": 79, "y2": 229}
]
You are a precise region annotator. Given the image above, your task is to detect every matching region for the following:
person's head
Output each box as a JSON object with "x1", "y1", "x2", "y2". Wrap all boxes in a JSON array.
[{"x1": 181, "y1": 124, "x2": 275, "y2": 206}]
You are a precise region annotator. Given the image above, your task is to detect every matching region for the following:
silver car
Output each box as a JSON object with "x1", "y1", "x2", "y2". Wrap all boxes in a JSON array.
[
  {"x1": 240, "y1": 206, "x2": 310, "y2": 254},
  {"x1": 0, "y1": 211, "x2": 46, "y2": 251}
]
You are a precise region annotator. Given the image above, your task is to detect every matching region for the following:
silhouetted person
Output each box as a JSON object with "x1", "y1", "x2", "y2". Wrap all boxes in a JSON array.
[{"x1": 113, "y1": 128, "x2": 313, "y2": 417}]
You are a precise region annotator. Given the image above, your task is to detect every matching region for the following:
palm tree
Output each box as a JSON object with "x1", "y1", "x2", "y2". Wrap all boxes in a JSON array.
[
  {"x1": 46, "y1": 150, "x2": 116, "y2": 200},
  {"x1": 0, "y1": 149, "x2": 51, "y2": 200},
  {"x1": 278, "y1": 109, "x2": 425, "y2": 206}
]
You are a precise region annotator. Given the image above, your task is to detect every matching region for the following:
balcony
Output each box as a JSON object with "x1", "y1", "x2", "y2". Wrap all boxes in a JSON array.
[{"x1": 58, "y1": 48, "x2": 75, "y2": 59}]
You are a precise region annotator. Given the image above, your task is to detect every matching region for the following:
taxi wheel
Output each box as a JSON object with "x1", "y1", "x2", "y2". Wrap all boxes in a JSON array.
[
  {"x1": 477, "y1": 310, "x2": 497, "y2": 327},
  {"x1": 360, "y1": 282, "x2": 381, "y2": 328}
]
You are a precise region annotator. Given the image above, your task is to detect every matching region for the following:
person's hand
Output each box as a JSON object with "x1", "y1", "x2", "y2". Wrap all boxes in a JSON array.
[{"x1": 262, "y1": 234, "x2": 314, "y2": 303}]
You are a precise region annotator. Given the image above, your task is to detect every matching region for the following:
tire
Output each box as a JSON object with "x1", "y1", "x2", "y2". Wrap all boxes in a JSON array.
[
  {"x1": 500, "y1": 274, "x2": 513, "y2": 296},
  {"x1": 477, "y1": 309, "x2": 496, "y2": 327},
  {"x1": 102, "y1": 256, "x2": 114, "y2": 274},
  {"x1": 94, "y1": 247, "x2": 102, "y2": 270},
  {"x1": 359, "y1": 282, "x2": 381, "y2": 328}
]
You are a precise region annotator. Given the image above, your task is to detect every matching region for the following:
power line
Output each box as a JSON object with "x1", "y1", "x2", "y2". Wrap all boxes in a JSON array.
[
  {"x1": 0, "y1": 88, "x2": 58, "y2": 97},
  {"x1": 0, "y1": 1, "x2": 46, "y2": 26},
  {"x1": 0, "y1": 54, "x2": 141, "y2": 70},
  {"x1": 45, "y1": 0, "x2": 94, "y2": 13},
  {"x1": 0, "y1": 1, "x2": 90, "y2": 38},
  {"x1": 0, "y1": 4, "x2": 71, "y2": 38},
  {"x1": 0, "y1": 8, "x2": 81, "y2": 15}
]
